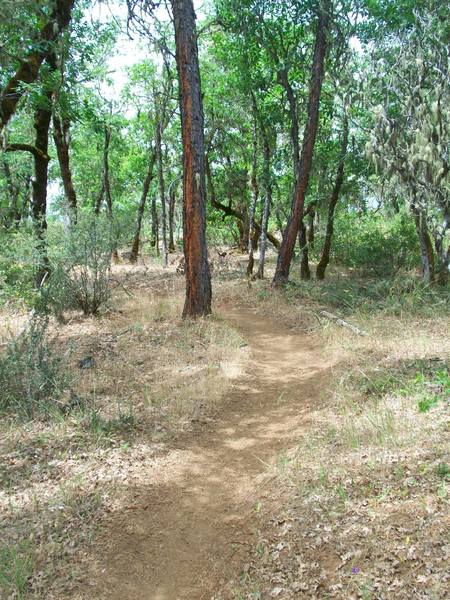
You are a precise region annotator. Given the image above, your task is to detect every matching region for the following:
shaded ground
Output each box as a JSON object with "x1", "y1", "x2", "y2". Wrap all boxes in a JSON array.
[{"x1": 83, "y1": 304, "x2": 331, "y2": 600}]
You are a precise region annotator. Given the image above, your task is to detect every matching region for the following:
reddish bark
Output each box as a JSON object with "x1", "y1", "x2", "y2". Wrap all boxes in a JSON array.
[
  {"x1": 172, "y1": 0, "x2": 211, "y2": 318},
  {"x1": 272, "y1": 1, "x2": 331, "y2": 286}
]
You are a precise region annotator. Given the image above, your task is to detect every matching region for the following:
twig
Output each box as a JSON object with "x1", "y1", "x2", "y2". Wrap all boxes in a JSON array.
[
  {"x1": 319, "y1": 310, "x2": 368, "y2": 336},
  {"x1": 109, "y1": 277, "x2": 135, "y2": 298}
]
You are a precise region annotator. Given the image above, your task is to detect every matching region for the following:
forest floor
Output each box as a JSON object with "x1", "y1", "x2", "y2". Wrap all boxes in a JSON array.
[{"x1": 0, "y1": 251, "x2": 449, "y2": 599}]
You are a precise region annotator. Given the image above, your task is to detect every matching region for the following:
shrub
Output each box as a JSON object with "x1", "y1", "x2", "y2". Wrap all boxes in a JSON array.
[
  {"x1": 0, "y1": 314, "x2": 71, "y2": 417},
  {"x1": 312, "y1": 210, "x2": 420, "y2": 275},
  {"x1": 0, "y1": 228, "x2": 40, "y2": 307},
  {"x1": 40, "y1": 215, "x2": 113, "y2": 316}
]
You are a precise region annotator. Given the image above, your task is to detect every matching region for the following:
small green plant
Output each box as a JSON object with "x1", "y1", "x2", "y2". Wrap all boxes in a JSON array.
[
  {"x1": 417, "y1": 395, "x2": 439, "y2": 413},
  {"x1": 0, "y1": 542, "x2": 34, "y2": 599},
  {"x1": 0, "y1": 228, "x2": 41, "y2": 308},
  {"x1": 414, "y1": 369, "x2": 449, "y2": 412},
  {"x1": 318, "y1": 464, "x2": 328, "y2": 486},
  {"x1": 0, "y1": 315, "x2": 71, "y2": 418},
  {"x1": 436, "y1": 463, "x2": 450, "y2": 479},
  {"x1": 87, "y1": 401, "x2": 136, "y2": 436}
]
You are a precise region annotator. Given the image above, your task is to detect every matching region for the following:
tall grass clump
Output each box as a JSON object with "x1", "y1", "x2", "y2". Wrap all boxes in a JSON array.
[{"x1": 0, "y1": 314, "x2": 70, "y2": 418}]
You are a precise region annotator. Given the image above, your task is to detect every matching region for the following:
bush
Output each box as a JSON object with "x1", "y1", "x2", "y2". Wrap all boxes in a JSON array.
[
  {"x1": 0, "y1": 315, "x2": 71, "y2": 417},
  {"x1": 0, "y1": 228, "x2": 40, "y2": 307},
  {"x1": 39, "y1": 214, "x2": 113, "y2": 316},
  {"x1": 312, "y1": 210, "x2": 420, "y2": 275}
]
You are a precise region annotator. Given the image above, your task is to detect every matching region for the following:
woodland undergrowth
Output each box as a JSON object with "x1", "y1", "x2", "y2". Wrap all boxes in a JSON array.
[{"x1": 215, "y1": 258, "x2": 450, "y2": 600}]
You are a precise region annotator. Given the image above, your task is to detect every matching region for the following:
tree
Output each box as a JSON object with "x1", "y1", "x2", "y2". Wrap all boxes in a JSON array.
[
  {"x1": 316, "y1": 110, "x2": 349, "y2": 280},
  {"x1": 171, "y1": 0, "x2": 212, "y2": 317},
  {"x1": 130, "y1": 147, "x2": 157, "y2": 263},
  {"x1": 272, "y1": 0, "x2": 331, "y2": 286},
  {"x1": 0, "y1": 0, "x2": 75, "y2": 132},
  {"x1": 366, "y1": 9, "x2": 449, "y2": 283}
]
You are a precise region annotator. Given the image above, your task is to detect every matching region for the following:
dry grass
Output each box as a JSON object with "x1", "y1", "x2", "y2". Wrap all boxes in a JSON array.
[
  {"x1": 214, "y1": 260, "x2": 450, "y2": 600},
  {"x1": 1, "y1": 250, "x2": 448, "y2": 599},
  {"x1": 0, "y1": 258, "x2": 247, "y2": 599}
]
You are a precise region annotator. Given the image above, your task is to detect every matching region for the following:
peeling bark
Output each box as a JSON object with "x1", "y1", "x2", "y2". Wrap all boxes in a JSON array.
[{"x1": 172, "y1": 0, "x2": 212, "y2": 318}]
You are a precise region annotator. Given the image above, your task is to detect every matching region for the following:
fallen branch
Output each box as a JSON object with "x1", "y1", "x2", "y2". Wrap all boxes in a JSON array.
[
  {"x1": 319, "y1": 310, "x2": 367, "y2": 336},
  {"x1": 109, "y1": 277, "x2": 135, "y2": 298}
]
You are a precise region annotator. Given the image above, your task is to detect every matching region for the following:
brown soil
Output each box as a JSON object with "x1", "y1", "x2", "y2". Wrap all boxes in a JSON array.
[{"x1": 85, "y1": 303, "x2": 331, "y2": 600}]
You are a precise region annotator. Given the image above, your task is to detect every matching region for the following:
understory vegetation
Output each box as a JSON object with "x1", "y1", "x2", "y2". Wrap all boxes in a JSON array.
[
  {"x1": 214, "y1": 262, "x2": 449, "y2": 600},
  {"x1": 0, "y1": 261, "x2": 247, "y2": 598}
]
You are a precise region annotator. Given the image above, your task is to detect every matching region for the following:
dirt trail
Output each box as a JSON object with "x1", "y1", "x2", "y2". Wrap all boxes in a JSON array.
[{"x1": 89, "y1": 305, "x2": 330, "y2": 600}]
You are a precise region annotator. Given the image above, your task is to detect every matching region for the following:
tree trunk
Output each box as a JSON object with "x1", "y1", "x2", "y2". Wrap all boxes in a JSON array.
[
  {"x1": 172, "y1": 0, "x2": 211, "y2": 318},
  {"x1": 1, "y1": 156, "x2": 21, "y2": 228},
  {"x1": 278, "y1": 69, "x2": 300, "y2": 178},
  {"x1": 0, "y1": 0, "x2": 74, "y2": 132},
  {"x1": 412, "y1": 204, "x2": 435, "y2": 284},
  {"x1": 53, "y1": 114, "x2": 77, "y2": 222},
  {"x1": 130, "y1": 148, "x2": 156, "y2": 263},
  {"x1": 257, "y1": 131, "x2": 272, "y2": 279},
  {"x1": 103, "y1": 123, "x2": 119, "y2": 262},
  {"x1": 94, "y1": 182, "x2": 104, "y2": 215},
  {"x1": 168, "y1": 181, "x2": 177, "y2": 252},
  {"x1": 32, "y1": 95, "x2": 52, "y2": 286},
  {"x1": 237, "y1": 219, "x2": 249, "y2": 253},
  {"x1": 206, "y1": 153, "x2": 279, "y2": 251},
  {"x1": 436, "y1": 247, "x2": 449, "y2": 285},
  {"x1": 156, "y1": 121, "x2": 168, "y2": 268},
  {"x1": 299, "y1": 220, "x2": 311, "y2": 280},
  {"x1": 247, "y1": 109, "x2": 259, "y2": 277},
  {"x1": 273, "y1": 0, "x2": 330, "y2": 286},
  {"x1": 432, "y1": 201, "x2": 449, "y2": 285},
  {"x1": 316, "y1": 112, "x2": 349, "y2": 280},
  {"x1": 307, "y1": 208, "x2": 315, "y2": 246},
  {"x1": 150, "y1": 193, "x2": 159, "y2": 254}
]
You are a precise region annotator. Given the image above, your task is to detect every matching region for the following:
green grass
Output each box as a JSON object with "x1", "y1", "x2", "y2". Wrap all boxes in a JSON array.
[
  {"x1": 284, "y1": 273, "x2": 450, "y2": 317},
  {"x1": 0, "y1": 543, "x2": 34, "y2": 599},
  {"x1": 349, "y1": 360, "x2": 449, "y2": 413}
]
